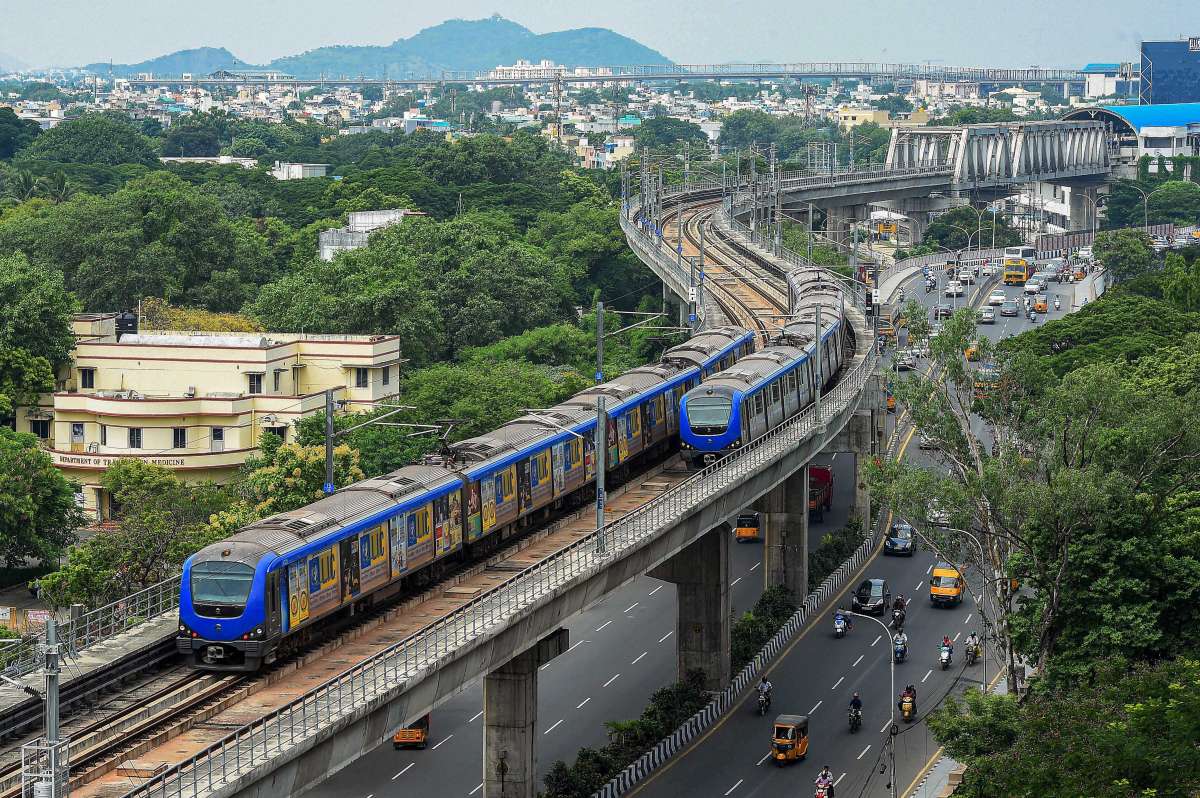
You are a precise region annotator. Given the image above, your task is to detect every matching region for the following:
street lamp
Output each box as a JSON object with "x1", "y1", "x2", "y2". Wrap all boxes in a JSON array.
[
  {"x1": 1076, "y1": 192, "x2": 1107, "y2": 245},
  {"x1": 847, "y1": 609, "x2": 897, "y2": 798},
  {"x1": 1126, "y1": 184, "x2": 1171, "y2": 232}
]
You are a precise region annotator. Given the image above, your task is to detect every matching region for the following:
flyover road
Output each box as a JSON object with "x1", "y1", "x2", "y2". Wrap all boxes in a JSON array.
[
  {"x1": 309, "y1": 455, "x2": 858, "y2": 798},
  {"x1": 632, "y1": 267, "x2": 1066, "y2": 798}
]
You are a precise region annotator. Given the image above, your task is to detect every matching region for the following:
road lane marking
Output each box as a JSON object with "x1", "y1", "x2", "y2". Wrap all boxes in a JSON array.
[
  {"x1": 658, "y1": 631, "x2": 673, "y2": 643},
  {"x1": 724, "y1": 779, "x2": 744, "y2": 795},
  {"x1": 392, "y1": 763, "x2": 414, "y2": 780},
  {"x1": 577, "y1": 697, "x2": 591, "y2": 709},
  {"x1": 871, "y1": 635, "x2": 881, "y2": 647},
  {"x1": 905, "y1": 598, "x2": 912, "y2": 606},
  {"x1": 595, "y1": 620, "x2": 612, "y2": 632},
  {"x1": 544, "y1": 719, "x2": 564, "y2": 735},
  {"x1": 567, "y1": 640, "x2": 586, "y2": 653},
  {"x1": 926, "y1": 564, "x2": 933, "y2": 574},
  {"x1": 649, "y1": 585, "x2": 663, "y2": 596},
  {"x1": 631, "y1": 651, "x2": 648, "y2": 665},
  {"x1": 857, "y1": 745, "x2": 871, "y2": 760},
  {"x1": 750, "y1": 561, "x2": 761, "y2": 571},
  {"x1": 915, "y1": 581, "x2": 924, "y2": 590},
  {"x1": 809, "y1": 700, "x2": 822, "y2": 714},
  {"x1": 832, "y1": 676, "x2": 844, "y2": 690},
  {"x1": 965, "y1": 614, "x2": 973, "y2": 624},
  {"x1": 431, "y1": 735, "x2": 453, "y2": 750},
  {"x1": 835, "y1": 773, "x2": 846, "y2": 786},
  {"x1": 624, "y1": 602, "x2": 639, "y2": 613},
  {"x1": 954, "y1": 632, "x2": 961, "y2": 642},
  {"x1": 731, "y1": 577, "x2": 742, "y2": 586},
  {"x1": 922, "y1": 669, "x2": 933, "y2": 683},
  {"x1": 469, "y1": 711, "x2": 483, "y2": 722},
  {"x1": 880, "y1": 719, "x2": 891, "y2": 733},
  {"x1": 603, "y1": 673, "x2": 620, "y2": 687},
  {"x1": 469, "y1": 785, "x2": 483, "y2": 796},
  {"x1": 852, "y1": 654, "x2": 864, "y2": 667}
]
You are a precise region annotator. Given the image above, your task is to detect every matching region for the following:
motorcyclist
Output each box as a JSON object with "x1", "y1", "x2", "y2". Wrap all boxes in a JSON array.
[
  {"x1": 834, "y1": 606, "x2": 853, "y2": 631},
  {"x1": 757, "y1": 676, "x2": 773, "y2": 699},
  {"x1": 941, "y1": 635, "x2": 954, "y2": 655},
  {"x1": 815, "y1": 765, "x2": 836, "y2": 797},
  {"x1": 893, "y1": 630, "x2": 909, "y2": 649},
  {"x1": 965, "y1": 631, "x2": 980, "y2": 657},
  {"x1": 892, "y1": 595, "x2": 906, "y2": 612}
]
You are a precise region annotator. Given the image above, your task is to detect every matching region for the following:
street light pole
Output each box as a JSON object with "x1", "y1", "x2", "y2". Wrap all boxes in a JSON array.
[
  {"x1": 595, "y1": 302, "x2": 607, "y2": 553},
  {"x1": 848, "y1": 610, "x2": 897, "y2": 798}
]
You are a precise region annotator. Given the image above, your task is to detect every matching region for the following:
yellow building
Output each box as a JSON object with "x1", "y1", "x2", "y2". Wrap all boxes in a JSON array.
[
  {"x1": 16, "y1": 320, "x2": 402, "y2": 518},
  {"x1": 837, "y1": 106, "x2": 931, "y2": 131}
]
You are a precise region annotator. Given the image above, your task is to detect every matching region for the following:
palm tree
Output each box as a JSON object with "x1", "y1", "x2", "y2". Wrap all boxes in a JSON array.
[
  {"x1": 41, "y1": 171, "x2": 74, "y2": 204},
  {"x1": 7, "y1": 169, "x2": 40, "y2": 201}
]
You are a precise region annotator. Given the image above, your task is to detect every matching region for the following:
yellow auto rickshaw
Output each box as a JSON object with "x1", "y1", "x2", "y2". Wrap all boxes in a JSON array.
[
  {"x1": 1033, "y1": 297, "x2": 1048, "y2": 314},
  {"x1": 393, "y1": 713, "x2": 430, "y2": 749},
  {"x1": 771, "y1": 714, "x2": 809, "y2": 765}
]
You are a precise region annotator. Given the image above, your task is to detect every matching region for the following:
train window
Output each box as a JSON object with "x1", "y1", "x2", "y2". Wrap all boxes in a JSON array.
[
  {"x1": 770, "y1": 382, "x2": 780, "y2": 403},
  {"x1": 319, "y1": 550, "x2": 336, "y2": 584},
  {"x1": 755, "y1": 394, "x2": 765, "y2": 416},
  {"x1": 502, "y1": 470, "x2": 514, "y2": 499},
  {"x1": 687, "y1": 395, "x2": 732, "y2": 429},
  {"x1": 191, "y1": 561, "x2": 254, "y2": 606}
]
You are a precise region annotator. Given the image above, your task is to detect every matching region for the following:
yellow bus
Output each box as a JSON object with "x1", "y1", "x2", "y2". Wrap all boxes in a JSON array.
[{"x1": 1002, "y1": 246, "x2": 1037, "y2": 285}]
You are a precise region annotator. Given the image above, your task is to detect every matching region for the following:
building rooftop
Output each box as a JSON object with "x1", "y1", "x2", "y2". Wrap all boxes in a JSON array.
[
  {"x1": 1081, "y1": 63, "x2": 1122, "y2": 74},
  {"x1": 1067, "y1": 102, "x2": 1200, "y2": 132}
]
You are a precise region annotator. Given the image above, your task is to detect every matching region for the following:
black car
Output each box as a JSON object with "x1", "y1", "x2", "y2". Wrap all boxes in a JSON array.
[
  {"x1": 884, "y1": 523, "x2": 915, "y2": 556},
  {"x1": 933, "y1": 303, "x2": 954, "y2": 319},
  {"x1": 852, "y1": 578, "x2": 891, "y2": 614}
]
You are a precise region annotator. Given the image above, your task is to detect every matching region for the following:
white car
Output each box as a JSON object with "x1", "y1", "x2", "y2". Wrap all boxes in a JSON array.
[
  {"x1": 1023, "y1": 280, "x2": 1042, "y2": 295},
  {"x1": 988, "y1": 290, "x2": 1006, "y2": 305},
  {"x1": 944, "y1": 281, "x2": 965, "y2": 297},
  {"x1": 957, "y1": 270, "x2": 975, "y2": 284},
  {"x1": 980, "y1": 262, "x2": 996, "y2": 276},
  {"x1": 927, "y1": 500, "x2": 951, "y2": 526}
]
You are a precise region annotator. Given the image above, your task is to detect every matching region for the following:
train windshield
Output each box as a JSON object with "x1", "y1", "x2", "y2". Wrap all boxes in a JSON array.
[
  {"x1": 687, "y1": 396, "x2": 732, "y2": 428},
  {"x1": 191, "y1": 561, "x2": 255, "y2": 606}
]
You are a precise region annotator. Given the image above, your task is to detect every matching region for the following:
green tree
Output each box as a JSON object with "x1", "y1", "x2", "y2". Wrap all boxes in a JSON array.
[
  {"x1": 19, "y1": 112, "x2": 158, "y2": 166},
  {"x1": 874, "y1": 94, "x2": 913, "y2": 115},
  {"x1": 632, "y1": 117, "x2": 708, "y2": 151},
  {"x1": 0, "y1": 347, "x2": 53, "y2": 418},
  {"x1": 925, "y1": 206, "x2": 1021, "y2": 250},
  {"x1": 0, "y1": 251, "x2": 77, "y2": 368},
  {"x1": 1094, "y1": 228, "x2": 1153, "y2": 282},
  {"x1": 928, "y1": 658, "x2": 1200, "y2": 797},
  {"x1": 1163, "y1": 251, "x2": 1200, "y2": 311},
  {"x1": 37, "y1": 460, "x2": 231, "y2": 607},
  {"x1": 1145, "y1": 179, "x2": 1200, "y2": 225},
  {"x1": 0, "y1": 428, "x2": 82, "y2": 568},
  {"x1": 718, "y1": 109, "x2": 778, "y2": 150},
  {"x1": 0, "y1": 108, "x2": 40, "y2": 159}
]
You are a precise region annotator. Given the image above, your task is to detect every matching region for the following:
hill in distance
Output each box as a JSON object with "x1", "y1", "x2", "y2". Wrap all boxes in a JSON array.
[{"x1": 85, "y1": 16, "x2": 671, "y2": 79}]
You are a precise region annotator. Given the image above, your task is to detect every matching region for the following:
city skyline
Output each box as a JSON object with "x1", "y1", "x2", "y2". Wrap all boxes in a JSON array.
[{"x1": 2, "y1": 0, "x2": 1198, "y2": 71}]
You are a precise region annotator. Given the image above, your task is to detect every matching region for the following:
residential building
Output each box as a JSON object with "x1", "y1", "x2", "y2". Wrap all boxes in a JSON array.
[
  {"x1": 159, "y1": 155, "x2": 258, "y2": 168},
  {"x1": 1141, "y1": 39, "x2": 1200, "y2": 104},
  {"x1": 318, "y1": 208, "x2": 424, "y2": 260},
  {"x1": 270, "y1": 161, "x2": 331, "y2": 180},
  {"x1": 16, "y1": 329, "x2": 402, "y2": 518},
  {"x1": 489, "y1": 59, "x2": 566, "y2": 81}
]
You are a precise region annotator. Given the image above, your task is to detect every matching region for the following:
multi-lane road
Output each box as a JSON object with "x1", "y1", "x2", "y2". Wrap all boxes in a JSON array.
[{"x1": 310, "y1": 261, "x2": 1100, "y2": 798}]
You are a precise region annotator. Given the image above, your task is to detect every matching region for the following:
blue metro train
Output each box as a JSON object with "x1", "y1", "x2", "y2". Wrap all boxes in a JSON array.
[
  {"x1": 178, "y1": 327, "x2": 755, "y2": 671},
  {"x1": 680, "y1": 270, "x2": 848, "y2": 468}
]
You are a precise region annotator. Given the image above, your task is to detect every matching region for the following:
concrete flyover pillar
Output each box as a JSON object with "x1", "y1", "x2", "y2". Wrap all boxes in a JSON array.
[
  {"x1": 484, "y1": 629, "x2": 569, "y2": 798},
  {"x1": 1067, "y1": 185, "x2": 1099, "y2": 233},
  {"x1": 649, "y1": 524, "x2": 731, "y2": 690},
  {"x1": 848, "y1": 412, "x2": 875, "y2": 537},
  {"x1": 754, "y1": 468, "x2": 809, "y2": 599}
]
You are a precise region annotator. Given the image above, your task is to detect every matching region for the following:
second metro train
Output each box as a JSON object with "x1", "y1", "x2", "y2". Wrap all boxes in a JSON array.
[{"x1": 679, "y1": 269, "x2": 849, "y2": 467}]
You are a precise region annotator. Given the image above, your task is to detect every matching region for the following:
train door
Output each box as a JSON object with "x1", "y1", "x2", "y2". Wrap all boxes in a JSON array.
[
  {"x1": 766, "y1": 380, "x2": 784, "y2": 428},
  {"x1": 266, "y1": 570, "x2": 282, "y2": 638}
]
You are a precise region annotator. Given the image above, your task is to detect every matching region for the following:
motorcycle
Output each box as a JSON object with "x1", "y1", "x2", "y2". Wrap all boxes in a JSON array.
[
  {"x1": 939, "y1": 645, "x2": 953, "y2": 670},
  {"x1": 815, "y1": 786, "x2": 831, "y2": 798},
  {"x1": 1054, "y1": 297, "x2": 1061, "y2": 310},
  {"x1": 833, "y1": 616, "x2": 847, "y2": 638},
  {"x1": 891, "y1": 608, "x2": 905, "y2": 630},
  {"x1": 848, "y1": 708, "x2": 862, "y2": 733},
  {"x1": 757, "y1": 691, "x2": 771, "y2": 716},
  {"x1": 965, "y1": 644, "x2": 978, "y2": 666},
  {"x1": 899, "y1": 694, "x2": 915, "y2": 722},
  {"x1": 894, "y1": 642, "x2": 907, "y2": 663}
]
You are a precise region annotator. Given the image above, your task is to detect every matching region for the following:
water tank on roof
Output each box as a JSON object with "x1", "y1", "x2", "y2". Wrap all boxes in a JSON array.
[{"x1": 115, "y1": 311, "x2": 138, "y2": 341}]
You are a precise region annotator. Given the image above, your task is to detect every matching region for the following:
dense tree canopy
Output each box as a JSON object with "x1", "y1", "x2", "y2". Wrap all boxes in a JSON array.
[
  {"x1": 632, "y1": 117, "x2": 708, "y2": 151},
  {"x1": 0, "y1": 428, "x2": 83, "y2": 568},
  {"x1": 924, "y1": 205, "x2": 1022, "y2": 250},
  {"x1": 19, "y1": 113, "x2": 158, "y2": 166},
  {"x1": 0, "y1": 108, "x2": 41, "y2": 160}
]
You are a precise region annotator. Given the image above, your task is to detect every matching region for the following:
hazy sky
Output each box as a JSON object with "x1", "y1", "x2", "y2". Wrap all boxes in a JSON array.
[{"x1": 2, "y1": 0, "x2": 1198, "y2": 69}]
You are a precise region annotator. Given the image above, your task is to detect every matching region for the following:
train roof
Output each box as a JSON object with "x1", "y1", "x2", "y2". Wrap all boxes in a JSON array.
[
  {"x1": 661, "y1": 326, "x2": 753, "y2": 366},
  {"x1": 212, "y1": 463, "x2": 460, "y2": 559},
  {"x1": 694, "y1": 345, "x2": 809, "y2": 392}
]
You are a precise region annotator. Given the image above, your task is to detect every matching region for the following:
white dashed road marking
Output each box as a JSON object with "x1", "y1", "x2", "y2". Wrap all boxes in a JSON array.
[
  {"x1": 544, "y1": 719, "x2": 564, "y2": 735},
  {"x1": 577, "y1": 697, "x2": 591, "y2": 709},
  {"x1": 658, "y1": 631, "x2": 673, "y2": 643},
  {"x1": 469, "y1": 711, "x2": 483, "y2": 723},
  {"x1": 649, "y1": 585, "x2": 663, "y2": 596},
  {"x1": 624, "y1": 602, "x2": 639, "y2": 613},
  {"x1": 757, "y1": 752, "x2": 771, "y2": 766},
  {"x1": 857, "y1": 745, "x2": 871, "y2": 760},
  {"x1": 631, "y1": 651, "x2": 648, "y2": 665},
  {"x1": 809, "y1": 700, "x2": 823, "y2": 714},
  {"x1": 852, "y1": 655, "x2": 864, "y2": 667},
  {"x1": 595, "y1": 620, "x2": 612, "y2": 632},
  {"x1": 871, "y1": 635, "x2": 881, "y2": 647},
  {"x1": 832, "y1": 676, "x2": 844, "y2": 690},
  {"x1": 603, "y1": 673, "x2": 620, "y2": 687},
  {"x1": 431, "y1": 735, "x2": 453, "y2": 750},
  {"x1": 922, "y1": 669, "x2": 933, "y2": 683},
  {"x1": 732, "y1": 577, "x2": 742, "y2": 586},
  {"x1": 392, "y1": 763, "x2": 414, "y2": 780},
  {"x1": 724, "y1": 779, "x2": 744, "y2": 795}
]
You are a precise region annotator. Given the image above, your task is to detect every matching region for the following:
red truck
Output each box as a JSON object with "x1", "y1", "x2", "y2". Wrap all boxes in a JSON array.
[{"x1": 808, "y1": 466, "x2": 833, "y2": 521}]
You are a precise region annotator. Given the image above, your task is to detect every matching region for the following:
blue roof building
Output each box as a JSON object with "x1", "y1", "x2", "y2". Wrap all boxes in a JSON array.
[{"x1": 1064, "y1": 102, "x2": 1200, "y2": 173}]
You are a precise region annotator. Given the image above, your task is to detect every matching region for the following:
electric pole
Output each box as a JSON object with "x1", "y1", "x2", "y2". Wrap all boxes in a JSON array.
[{"x1": 594, "y1": 302, "x2": 607, "y2": 553}]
